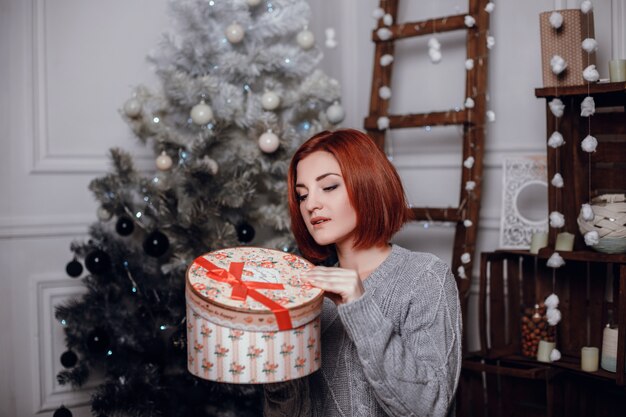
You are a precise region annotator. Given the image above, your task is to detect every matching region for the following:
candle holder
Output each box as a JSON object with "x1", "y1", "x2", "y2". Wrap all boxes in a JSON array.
[
  {"x1": 581, "y1": 346, "x2": 599, "y2": 372},
  {"x1": 555, "y1": 232, "x2": 575, "y2": 252},
  {"x1": 530, "y1": 232, "x2": 549, "y2": 254},
  {"x1": 609, "y1": 59, "x2": 626, "y2": 83}
]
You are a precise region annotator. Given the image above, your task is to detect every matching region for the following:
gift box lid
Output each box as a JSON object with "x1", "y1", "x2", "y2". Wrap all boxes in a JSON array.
[{"x1": 186, "y1": 247, "x2": 323, "y2": 331}]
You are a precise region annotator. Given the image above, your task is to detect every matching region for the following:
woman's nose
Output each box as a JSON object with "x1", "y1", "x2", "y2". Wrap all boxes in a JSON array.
[{"x1": 304, "y1": 190, "x2": 321, "y2": 212}]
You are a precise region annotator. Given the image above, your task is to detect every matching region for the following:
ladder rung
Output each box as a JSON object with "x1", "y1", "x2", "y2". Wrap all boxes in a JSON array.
[
  {"x1": 412, "y1": 207, "x2": 462, "y2": 223},
  {"x1": 364, "y1": 110, "x2": 470, "y2": 130},
  {"x1": 373, "y1": 14, "x2": 468, "y2": 42}
]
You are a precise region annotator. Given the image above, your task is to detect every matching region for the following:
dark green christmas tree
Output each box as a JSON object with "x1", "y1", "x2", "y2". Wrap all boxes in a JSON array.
[{"x1": 55, "y1": 0, "x2": 342, "y2": 415}]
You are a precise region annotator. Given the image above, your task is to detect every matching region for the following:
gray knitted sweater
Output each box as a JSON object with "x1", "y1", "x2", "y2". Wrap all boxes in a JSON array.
[{"x1": 264, "y1": 244, "x2": 462, "y2": 417}]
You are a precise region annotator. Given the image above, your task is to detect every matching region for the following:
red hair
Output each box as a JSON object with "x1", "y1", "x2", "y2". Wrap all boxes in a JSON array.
[{"x1": 287, "y1": 129, "x2": 413, "y2": 263}]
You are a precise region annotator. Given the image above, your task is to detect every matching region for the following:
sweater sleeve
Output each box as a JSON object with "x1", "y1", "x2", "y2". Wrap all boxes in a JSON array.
[{"x1": 337, "y1": 261, "x2": 461, "y2": 417}]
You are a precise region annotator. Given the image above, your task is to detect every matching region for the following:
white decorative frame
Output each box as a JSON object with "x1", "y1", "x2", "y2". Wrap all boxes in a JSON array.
[{"x1": 499, "y1": 156, "x2": 549, "y2": 249}]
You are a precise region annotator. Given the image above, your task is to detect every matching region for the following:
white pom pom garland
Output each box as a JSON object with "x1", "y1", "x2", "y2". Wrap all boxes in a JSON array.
[
  {"x1": 581, "y1": 134, "x2": 598, "y2": 152},
  {"x1": 549, "y1": 98, "x2": 565, "y2": 117},
  {"x1": 580, "y1": 204, "x2": 594, "y2": 221},
  {"x1": 581, "y1": 96, "x2": 595, "y2": 117},
  {"x1": 549, "y1": 12, "x2": 564, "y2": 29},
  {"x1": 584, "y1": 230, "x2": 600, "y2": 246},
  {"x1": 549, "y1": 211, "x2": 565, "y2": 228},
  {"x1": 551, "y1": 173, "x2": 564, "y2": 188},
  {"x1": 583, "y1": 65, "x2": 600, "y2": 82},
  {"x1": 582, "y1": 38, "x2": 598, "y2": 53},
  {"x1": 548, "y1": 131, "x2": 565, "y2": 148},
  {"x1": 547, "y1": 252, "x2": 566, "y2": 268},
  {"x1": 551, "y1": 55, "x2": 567, "y2": 75}
]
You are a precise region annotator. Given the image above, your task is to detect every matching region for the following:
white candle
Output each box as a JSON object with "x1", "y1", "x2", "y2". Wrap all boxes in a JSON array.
[
  {"x1": 530, "y1": 232, "x2": 549, "y2": 254},
  {"x1": 555, "y1": 232, "x2": 575, "y2": 252},
  {"x1": 581, "y1": 346, "x2": 599, "y2": 372},
  {"x1": 601, "y1": 326, "x2": 618, "y2": 373},
  {"x1": 537, "y1": 340, "x2": 555, "y2": 363},
  {"x1": 609, "y1": 59, "x2": 626, "y2": 83}
]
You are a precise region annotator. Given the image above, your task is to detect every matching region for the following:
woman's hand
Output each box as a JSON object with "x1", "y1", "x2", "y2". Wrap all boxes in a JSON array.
[{"x1": 304, "y1": 266, "x2": 364, "y2": 305}]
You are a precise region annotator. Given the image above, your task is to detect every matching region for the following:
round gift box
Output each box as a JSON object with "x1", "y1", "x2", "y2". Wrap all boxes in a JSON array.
[{"x1": 186, "y1": 247, "x2": 323, "y2": 384}]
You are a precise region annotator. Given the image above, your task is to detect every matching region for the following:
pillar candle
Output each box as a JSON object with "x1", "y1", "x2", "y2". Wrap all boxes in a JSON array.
[
  {"x1": 530, "y1": 232, "x2": 549, "y2": 254},
  {"x1": 609, "y1": 59, "x2": 626, "y2": 83},
  {"x1": 555, "y1": 232, "x2": 575, "y2": 252},
  {"x1": 537, "y1": 340, "x2": 555, "y2": 363},
  {"x1": 581, "y1": 347, "x2": 599, "y2": 372},
  {"x1": 601, "y1": 326, "x2": 618, "y2": 373}
]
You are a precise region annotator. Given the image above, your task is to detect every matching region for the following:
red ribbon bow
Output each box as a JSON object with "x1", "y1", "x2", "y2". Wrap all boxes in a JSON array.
[{"x1": 193, "y1": 256, "x2": 293, "y2": 330}]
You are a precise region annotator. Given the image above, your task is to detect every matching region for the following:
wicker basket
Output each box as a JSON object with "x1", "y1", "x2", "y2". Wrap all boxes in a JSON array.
[{"x1": 577, "y1": 194, "x2": 626, "y2": 254}]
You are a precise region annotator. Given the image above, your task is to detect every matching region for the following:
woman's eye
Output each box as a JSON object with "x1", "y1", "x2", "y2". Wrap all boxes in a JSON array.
[
  {"x1": 296, "y1": 194, "x2": 308, "y2": 202},
  {"x1": 323, "y1": 185, "x2": 338, "y2": 192}
]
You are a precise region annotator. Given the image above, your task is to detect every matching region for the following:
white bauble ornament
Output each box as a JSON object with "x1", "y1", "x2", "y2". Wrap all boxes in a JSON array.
[
  {"x1": 326, "y1": 101, "x2": 345, "y2": 124},
  {"x1": 123, "y1": 98, "x2": 142, "y2": 118},
  {"x1": 261, "y1": 91, "x2": 280, "y2": 110},
  {"x1": 156, "y1": 151, "x2": 173, "y2": 171},
  {"x1": 259, "y1": 130, "x2": 280, "y2": 153},
  {"x1": 97, "y1": 207, "x2": 112, "y2": 221},
  {"x1": 190, "y1": 100, "x2": 214, "y2": 125},
  {"x1": 296, "y1": 29, "x2": 315, "y2": 50},
  {"x1": 225, "y1": 23, "x2": 245, "y2": 44},
  {"x1": 246, "y1": 0, "x2": 261, "y2": 6}
]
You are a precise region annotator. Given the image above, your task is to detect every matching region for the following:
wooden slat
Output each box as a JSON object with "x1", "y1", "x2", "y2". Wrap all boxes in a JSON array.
[
  {"x1": 371, "y1": 14, "x2": 467, "y2": 42},
  {"x1": 411, "y1": 207, "x2": 462, "y2": 223},
  {"x1": 506, "y1": 256, "x2": 522, "y2": 350},
  {"x1": 363, "y1": 109, "x2": 471, "y2": 130},
  {"x1": 535, "y1": 82, "x2": 626, "y2": 98},
  {"x1": 489, "y1": 258, "x2": 506, "y2": 355}
]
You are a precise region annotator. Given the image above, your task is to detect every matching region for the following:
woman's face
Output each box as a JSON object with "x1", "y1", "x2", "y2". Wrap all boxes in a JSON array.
[{"x1": 295, "y1": 151, "x2": 357, "y2": 248}]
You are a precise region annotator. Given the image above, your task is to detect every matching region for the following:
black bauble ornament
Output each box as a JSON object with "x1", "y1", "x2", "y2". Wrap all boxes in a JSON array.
[
  {"x1": 143, "y1": 230, "x2": 170, "y2": 257},
  {"x1": 65, "y1": 259, "x2": 83, "y2": 278},
  {"x1": 115, "y1": 216, "x2": 134, "y2": 236},
  {"x1": 236, "y1": 222, "x2": 255, "y2": 243},
  {"x1": 86, "y1": 327, "x2": 111, "y2": 355},
  {"x1": 53, "y1": 406, "x2": 72, "y2": 417},
  {"x1": 84, "y1": 250, "x2": 111, "y2": 275},
  {"x1": 60, "y1": 350, "x2": 78, "y2": 368}
]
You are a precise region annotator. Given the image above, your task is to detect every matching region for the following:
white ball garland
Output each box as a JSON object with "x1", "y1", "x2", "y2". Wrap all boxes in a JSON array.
[
  {"x1": 383, "y1": 14, "x2": 393, "y2": 26},
  {"x1": 550, "y1": 55, "x2": 567, "y2": 75},
  {"x1": 547, "y1": 252, "x2": 565, "y2": 268},
  {"x1": 261, "y1": 91, "x2": 281, "y2": 110},
  {"x1": 580, "y1": 204, "x2": 594, "y2": 221},
  {"x1": 583, "y1": 64, "x2": 600, "y2": 82},
  {"x1": 549, "y1": 98, "x2": 565, "y2": 117},
  {"x1": 551, "y1": 173, "x2": 564, "y2": 188},
  {"x1": 372, "y1": 7, "x2": 385, "y2": 20},
  {"x1": 296, "y1": 29, "x2": 315, "y2": 50},
  {"x1": 225, "y1": 23, "x2": 245, "y2": 44},
  {"x1": 549, "y1": 211, "x2": 565, "y2": 228},
  {"x1": 325, "y1": 28, "x2": 337, "y2": 49},
  {"x1": 376, "y1": 28, "x2": 392, "y2": 41},
  {"x1": 581, "y1": 96, "x2": 595, "y2": 117},
  {"x1": 156, "y1": 151, "x2": 173, "y2": 171},
  {"x1": 465, "y1": 59, "x2": 474, "y2": 70},
  {"x1": 486, "y1": 36, "x2": 495, "y2": 49},
  {"x1": 378, "y1": 86, "x2": 392, "y2": 100},
  {"x1": 582, "y1": 38, "x2": 598, "y2": 53},
  {"x1": 377, "y1": 116, "x2": 390, "y2": 130},
  {"x1": 485, "y1": 2, "x2": 495, "y2": 13},
  {"x1": 380, "y1": 54, "x2": 394, "y2": 66},
  {"x1": 464, "y1": 15, "x2": 476, "y2": 27},
  {"x1": 461, "y1": 253, "x2": 471, "y2": 264},
  {"x1": 464, "y1": 97, "x2": 475, "y2": 109},
  {"x1": 581, "y1": 134, "x2": 598, "y2": 152},
  {"x1": 550, "y1": 348, "x2": 562, "y2": 362},
  {"x1": 463, "y1": 156, "x2": 475, "y2": 169},
  {"x1": 190, "y1": 100, "x2": 214, "y2": 125},
  {"x1": 581, "y1": 0, "x2": 593, "y2": 14},
  {"x1": 549, "y1": 12, "x2": 564, "y2": 29},
  {"x1": 548, "y1": 131, "x2": 565, "y2": 148},
  {"x1": 258, "y1": 130, "x2": 280, "y2": 153},
  {"x1": 584, "y1": 230, "x2": 599, "y2": 246},
  {"x1": 486, "y1": 110, "x2": 496, "y2": 122}
]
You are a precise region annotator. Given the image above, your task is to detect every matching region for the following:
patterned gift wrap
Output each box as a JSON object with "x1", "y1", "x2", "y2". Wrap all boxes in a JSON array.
[{"x1": 186, "y1": 247, "x2": 323, "y2": 383}]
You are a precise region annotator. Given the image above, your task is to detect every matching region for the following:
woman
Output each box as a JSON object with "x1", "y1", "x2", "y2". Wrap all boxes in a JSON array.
[{"x1": 264, "y1": 129, "x2": 462, "y2": 417}]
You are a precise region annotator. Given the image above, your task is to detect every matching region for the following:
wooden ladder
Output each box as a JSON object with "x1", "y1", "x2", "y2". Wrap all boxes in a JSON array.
[{"x1": 364, "y1": 0, "x2": 490, "y2": 302}]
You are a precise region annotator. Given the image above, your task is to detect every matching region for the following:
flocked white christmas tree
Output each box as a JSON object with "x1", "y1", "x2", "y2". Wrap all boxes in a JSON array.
[{"x1": 55, "y1": 1, "x2": 342, "y2": 416}]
